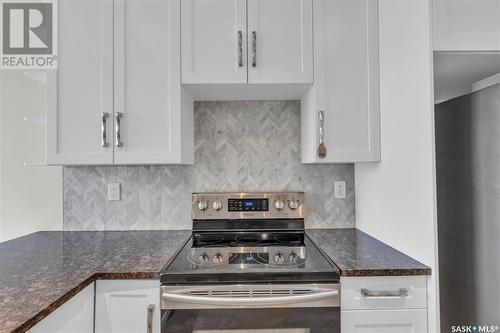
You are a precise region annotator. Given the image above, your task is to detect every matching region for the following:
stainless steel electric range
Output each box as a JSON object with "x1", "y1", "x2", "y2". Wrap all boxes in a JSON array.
[{"x1": 160, "y1": 192, "x2": 340, "y2": 333}]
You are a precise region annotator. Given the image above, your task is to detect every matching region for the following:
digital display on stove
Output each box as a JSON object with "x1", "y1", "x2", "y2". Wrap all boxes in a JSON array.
[{"x1": 228, "y1": 198, "x2": 269, "y2": 211}]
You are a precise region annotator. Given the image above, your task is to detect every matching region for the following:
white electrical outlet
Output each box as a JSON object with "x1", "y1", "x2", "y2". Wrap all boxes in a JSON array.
[
  {"x1": 334, "y1": 181, "x2": 346, "y2": 199},
  {"x1": 107, "y1": 183, "x2": 121, "y2": 201}
]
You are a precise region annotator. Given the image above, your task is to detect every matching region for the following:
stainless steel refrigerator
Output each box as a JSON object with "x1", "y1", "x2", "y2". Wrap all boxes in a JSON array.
[{"x1": 435, "y1": 83, "x2": 500, "y2": 331}]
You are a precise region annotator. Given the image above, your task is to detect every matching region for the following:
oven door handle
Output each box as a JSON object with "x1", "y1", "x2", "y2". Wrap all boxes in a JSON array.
[{"x1": 162, "y1": 289, "x2": 339, "y2": 306}]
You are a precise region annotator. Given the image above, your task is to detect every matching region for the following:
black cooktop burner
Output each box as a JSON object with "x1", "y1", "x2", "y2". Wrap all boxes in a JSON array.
[
  {"x1": 274, "y1": 233, "x2": 302, "y2": 243},
  {"x1": 161, "y1": 230, "x2": 340, "y2": 284},
  {"x1": 194, "y1": 234, "x2": 225, "y2": 244}
]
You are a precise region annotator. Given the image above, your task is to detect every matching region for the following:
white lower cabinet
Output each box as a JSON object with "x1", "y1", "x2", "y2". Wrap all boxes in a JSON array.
[
  {"x1": 29, "y1": 283, "x2": 94, "y2": 333},
  {"x1": 341, "y1": 276, "x2": 428, "y2": 333},
  {"x1": 27, "y1": 278, "x2": 429, "y2": 332},
  {"x1": 95, "y1": 280, "x2": 160, "y2": 333}
]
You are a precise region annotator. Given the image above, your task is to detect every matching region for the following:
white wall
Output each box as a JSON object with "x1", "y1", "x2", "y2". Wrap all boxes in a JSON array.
[
  {"x1": 355, "y1": 0, "x2": 440, "y2": 332},
  {"x1": 0, "y1": 71, "x2": 63, "y2": 242}
]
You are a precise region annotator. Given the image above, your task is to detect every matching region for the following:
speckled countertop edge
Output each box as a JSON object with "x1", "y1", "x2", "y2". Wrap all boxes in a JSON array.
[{"x1": 306, "y1": 228, "x2": 431, "y2": 277}]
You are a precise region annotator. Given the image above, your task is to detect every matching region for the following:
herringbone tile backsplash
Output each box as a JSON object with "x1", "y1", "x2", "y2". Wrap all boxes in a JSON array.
[{"x1": 63, "y1": 101, "x2": 355, "y2": 230}]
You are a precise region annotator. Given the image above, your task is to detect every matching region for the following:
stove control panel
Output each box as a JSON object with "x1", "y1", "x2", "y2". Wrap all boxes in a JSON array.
[{"x1": 192, "y1": 192, "x2": 304, "y2": 220}]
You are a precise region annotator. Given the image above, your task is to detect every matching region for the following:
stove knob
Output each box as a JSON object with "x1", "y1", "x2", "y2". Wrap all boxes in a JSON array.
[
  {"x1": 197, "y1": 201, "x2": 209, "y2": 211},
  {"x1": 213, "y1": 253, "x2": 223, "y2": 264},
  {"x1": 212, "y1": 200, "x2": 223, "y2": 211},
  {"x1": 274, "y1": 253, "x2": 285, "y2": 264},
  {"x1": 289, "y1": 252, "x2": 299, "y2": 263},
  {"x1": 199, "y1": 254, "x2": 209, "y2": 263},
  {"x1": 273, "y1": 199, "x2": 285, "y2": 210},
  {"x1": 288, "y1": 200, "x2": 300, "y2": 210}
]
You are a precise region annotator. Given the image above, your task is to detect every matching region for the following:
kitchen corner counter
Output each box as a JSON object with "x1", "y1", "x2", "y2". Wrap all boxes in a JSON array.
[
  {"x1": 306, "y1": 228, "x2": 431, "y2": 277},
  {"x1": 0, "y1": 230, "x2": 190, "y2": 333}
]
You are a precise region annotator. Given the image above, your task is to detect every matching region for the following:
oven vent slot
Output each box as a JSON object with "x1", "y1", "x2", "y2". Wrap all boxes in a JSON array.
[
  {"x1": 189, "y1": 290, "x2": 210, "y2": 296},
  {"x1": 188, "y1": 288, "x2": 314, "y2": 298},
  {"x1": 292, "y1": 289, "x2": 313, "y2": 295}
]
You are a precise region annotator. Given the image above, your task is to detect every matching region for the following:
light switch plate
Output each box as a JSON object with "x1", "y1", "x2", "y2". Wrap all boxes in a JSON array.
[
  {"x1": 334, "y1": 181, "x2": 346, "y2": 199},
  {"x1": 107, "y1": 183, "x2": 121, "y2": 201}
]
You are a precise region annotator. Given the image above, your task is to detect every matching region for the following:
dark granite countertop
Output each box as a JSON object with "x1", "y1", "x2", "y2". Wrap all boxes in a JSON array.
[
  {"x1": 307, "y1": 228, "x2": 431, "y2": 277},
  {"x1": 1, "y1": 228, "x2": 430, "y2": 332},
  {"x1": 0, "y1": 230, "x2": 190, "y2": 333}
]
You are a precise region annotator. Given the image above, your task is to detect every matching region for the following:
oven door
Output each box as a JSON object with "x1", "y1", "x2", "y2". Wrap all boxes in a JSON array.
[{"x1": 160, "y1": 283, "x2": 340, "y2": 333}]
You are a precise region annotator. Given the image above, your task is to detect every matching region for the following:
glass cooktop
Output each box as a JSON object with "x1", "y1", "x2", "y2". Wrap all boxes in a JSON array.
[{"x1": 160, "y1": 231, "x2": 340, "y2": 284}]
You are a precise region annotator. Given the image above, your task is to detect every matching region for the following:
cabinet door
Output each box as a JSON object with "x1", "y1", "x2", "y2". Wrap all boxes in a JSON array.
[
  {"x1": 181, "y1": 0, "x2": 247, "y2": 84},
  {"x1": 341, "y1": 276, "x2": 427, "y2": 310},
  {"x1": 433, "y1": 0, "x2": 500, "y2": 51},
  {"x1": 113, "y1": 0, "x2": 193, "y2": 164},
  {"x1": 341, "y1": 309, "x2": 428, "y2": 333},
  {"x1": 247, "y1": 0, "x2": 313, "y2": 84},
  {"x1": 47, "y1": 0, "x2": 113, "y2": 165},
  {"x1": 301, "y1": 0, "x2": 380, "y2": 163},
  {"x1": 95, "y1": 280, "x2": 160, "y2": 333},
  {"x1": 30, "y1": 283, "x2": 94, "y2": 333}
]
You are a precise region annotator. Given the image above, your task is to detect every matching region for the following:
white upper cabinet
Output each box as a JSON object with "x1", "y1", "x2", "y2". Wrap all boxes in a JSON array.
[
  {"x1": 180, "y1": 0, "x2": 313, "y2": 85},
  {"x1": 181, "y1": 0, "x2": 247, "y2": 84},
  {"x1": 433, "y1": 0, "x2": 500, "y2": 51},
  {"x1": 247, "y1": 0, "x2": 313, "y2": 84},
  {"x1": 301, "y1": 0, "x2": 380, "y2": 163},
  {"x1": 47, "y1": 0, "x2": 114, "y2": 165},
  {"x1": 47, "y1": 0, "x2": 194, "y2": 165},
  {"x1": 114, "y1": 0, "x2": 193, "y2": 164}
]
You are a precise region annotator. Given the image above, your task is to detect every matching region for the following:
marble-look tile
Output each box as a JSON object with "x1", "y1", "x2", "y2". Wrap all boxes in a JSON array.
[{"x1": 63, "y1": 101, "x2": 355, "y2": 230}]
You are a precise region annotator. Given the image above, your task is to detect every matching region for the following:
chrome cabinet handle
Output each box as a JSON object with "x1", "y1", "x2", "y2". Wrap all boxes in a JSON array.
[
  {"x1": 101, "y1": 113, "x2": 109, "y2": 148},
  {"x1": 360, "y1": 288, "x2": 409, "y2": 299},
  {"x1": 147, "y1": 304, "x2": 154, "y2": 333},
  {"x1": 251, "y1": 31, "x2": 257, "y2": 67},
  {"x1": 319, "y1": 111, "x2": 325, "y2": 145},
  {"x1": 237, "y1": 30, "x2": 243, "y2": 67},
  {"x1": 115, "y1": 112, "x2": 123, "y2": 147},
  {"x1": 317, "y1": 110, "x2": 327, "y2": 159}
]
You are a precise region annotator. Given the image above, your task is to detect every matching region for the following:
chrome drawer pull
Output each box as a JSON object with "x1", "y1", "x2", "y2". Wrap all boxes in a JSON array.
[{"x1": 361, "y1": 288, "x2": 409, "y2": 299}]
